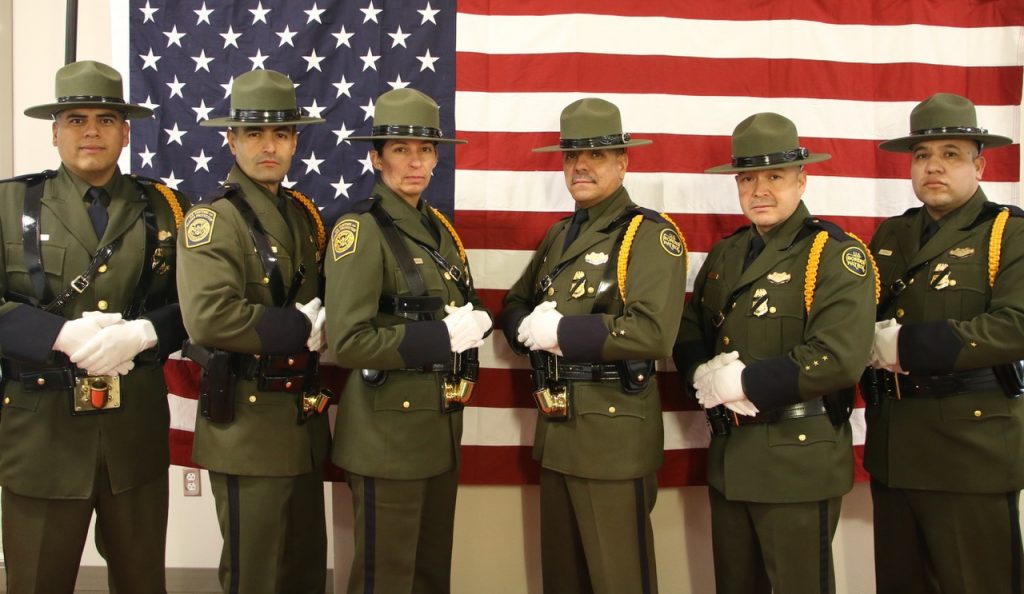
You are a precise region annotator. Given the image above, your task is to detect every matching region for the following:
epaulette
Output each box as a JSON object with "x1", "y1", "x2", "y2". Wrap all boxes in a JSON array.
[
  {"x1": 725, "y1": 224, "x2": 751, "y2": 238},
  {"x1": 898, "y1": 206, "x2": 921, "y2": 218},
  {"x1": 0, "y1": 170, "x2": 57, "y2": 185},
  {"x1": 205, "y1": 183, "x2": 241, "y2": 203},
  {"x1": 129, "y1": 174, "x2": 188, "y2": 230},
  {"x1": 803, "y1": 217, "x2": 853, "y2": 242},
  {"x1": 349, "y1": 196, "x2": 377, "y2": 214},
  {"x1": 633, "y1": 206, "x2": 667, "y2": 223},
  {"x1": 981, "y1": 200, "x2": 1024, "y2": 218}
]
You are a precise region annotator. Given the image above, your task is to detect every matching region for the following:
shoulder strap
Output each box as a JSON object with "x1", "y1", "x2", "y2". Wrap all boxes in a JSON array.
[
  {"x1": 367, "y1": 198, "x2": 429, "y2": 297},
  {"x1": 224, "y1": 192, "x2": 288, "y2": 306},
  {"x1": 21, "y1": 173, "x2": 53, "y2": 306},
  {"x1": 591, "y1": 211, "x2": 643, "y2": 313}
]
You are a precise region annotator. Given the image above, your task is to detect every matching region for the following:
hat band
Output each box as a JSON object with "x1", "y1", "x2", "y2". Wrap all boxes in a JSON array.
[
  {"x1": 911, "y1": 125, "x2": 989, "y2": 137},
  {"x1": 559, "y1": 133, "x2": 631, "y2": 150},
  {"x1": 370, "y1": 125, "x2": 443, "y2": 139},
  {"x1": 732, "y1": 147, "x2": 810, "y2": 168},
  {"x1": 230, "y1": 109, "x2": 303, "y2": 123},
  {"x1": 57, "y1": 95, "x2": 127, "y2": 105}
]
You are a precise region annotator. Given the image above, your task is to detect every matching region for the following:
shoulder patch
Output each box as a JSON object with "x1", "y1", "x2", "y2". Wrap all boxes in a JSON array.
[
  {"x1": 659, "y1": 228, "x2": 684, "y2": 257},
  {"x1": 331, "y1": 219, "x2": 359, "y2": 261},
  {"x1": 841, "y1": 245, "x2": 868, "y2": 277},
  {"x1": 184, "y1": 207, "x2": 217, "y2": 248}
]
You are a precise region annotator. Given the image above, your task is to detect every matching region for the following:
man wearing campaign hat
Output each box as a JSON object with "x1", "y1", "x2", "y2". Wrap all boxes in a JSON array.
[
  {"x1": 0, "y1": 60, "x2": 190, "y2": 592},
  {"x1": 176, "y1": 69, "x2": 331, "y2": 594},
  {"x1": 501, "y1": 97, "x2": 687, "y2": 594},
  {"x1": 324, "y1": 87, "x2": 490, "y2": 593},
  {"x1": 674, "y1": 112, "x2": 875, "y2": 593},
  {"x1": 864, "y1": 93, "x2": 1024, "y2": 593}
]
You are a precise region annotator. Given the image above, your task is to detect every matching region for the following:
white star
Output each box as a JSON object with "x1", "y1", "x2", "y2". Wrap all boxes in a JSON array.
[
  {"x1": 164, "y1": 124, "x2": 187, "y2": 146},
  {"x1": 192, "y1": 49, "x2": 214, "y2": 72},
  {"x1": 139, "y1": 48, "x2": 161, "y2": 71},
  {"x1": 249, "y1": 1, "x2": 271, "y2": 24},
  {"x1": 302, "y1": 152, "x2": 325, "y2": 175},
  {"x1": 166, "y1": 76, "x2": 186, "y2": 99},
  {"x1": 249, "y1": 49, "x2": 269, "y2": 70},
  {"x1": 418, "y1": 2, "x2": 440, "y2": 24},
  {"x1": 305, "y1": 2, "x2": 326, "y2": 23},
  {"x1": 276, "y1": 25, "x2": 298, "y2": 47},
  {"x1": 360, "y1": 99, "x2": 375, "y2": 121},
  {"x1": 332, "y1": 123, "x2": 354, "y2": 145},
  {"x1": 304, "y1": 99, "x2": 326, "y2": 119},
  {"x1": 194, "y1": 2, "x2": 214, "y2": 25},
  {"x1": 138, "y1": 145, "x2": 156, "y2": 168},
  {"x1": 360, "y1": 48, "x2": 380, "y2": 71},
  {"x1": 360, "y1": 1, "x2": 382, "y2": 23},
  {"x1": 161, "y1": 171, "x2": 183, "y2": 191},
  {"x1": 417, "y1": 49, "x2": 439, "y2": 72},
  {"x1": 331, "y1": 175, "x2": 353, "y2": 199},
  {"x1": 163, "y1": 25, "x2": 186, "y2": 48},
  {"x1": 191, "y1": 149, "x2": 212, "y2": 173},
  {"x1": 220, "y1": 77, "x2": 234, "y2": 99},
  {"x1": 191, "y1": 99, "x2": 214, "y2": 122},
  {"x1": 221, "y1": 26, "x2": 242, "y2": 49},
  {"x1": 388, "y1": 26, "x2": 410, "y2": 48},
  {"x1": 139, "y1": 95, "x2": 159, "y2": 112},
  {"x1": 358, "y1": 153, "x2": 375, "y2": 175},
  {"x1": 282, "y1": 175, "x2": 296, "y2": 189},
  {"x1": 303, "y1": 49, "x2": 326, "y2": 72},
  {"x1": 387, "y1": 75, "x2": 410, "y2": 90},
  {"x1": 330, "y1": 77, "x2": 353, "y2": 100},
  {"x1": 218, "y1": 130, "x2": 230, "y2": 147},
  {"x1": 139, "y1": 1, "x2": 158, "y2": 23},
  {"x1": 332, "y1": 26, "x2": 354, "y2": 48}
]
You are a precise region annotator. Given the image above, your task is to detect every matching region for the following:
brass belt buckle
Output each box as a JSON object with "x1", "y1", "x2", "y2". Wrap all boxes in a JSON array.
[
  {"x1": 72, "y1": 375, "x2": 121, "y2": 414},
  {"x1": 533, "y1": 382, "x2": 570, "y2": 421}
]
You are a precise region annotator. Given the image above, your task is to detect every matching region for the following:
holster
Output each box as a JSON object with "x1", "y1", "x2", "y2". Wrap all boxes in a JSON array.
[
  {"x1": 993, "y1": 360, "x2": 1024, "y2": 398},
  {"x1": 859, "y1": 368, "x2": 896, "y2": 406},
  {"x1": 182, "y1": 340, "x2": 237, "y2": 424},
  {"x1": 822, "y1": 387, "x2": 855, "y2": 425},
  {"x1": 617, "y1": 359, "x2": 655, "y2": 394},
  {"x1": 706, "y1": 405, "x2": 733, "y2": 436},
  {"x1": 529, "y1": 351, "x2": 570, "y2": 421}
]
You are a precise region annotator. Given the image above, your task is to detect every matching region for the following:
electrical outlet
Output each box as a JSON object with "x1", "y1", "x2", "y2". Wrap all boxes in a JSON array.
[{"x1": 183, "y1": 468, "x2": 202, "y2": 497}]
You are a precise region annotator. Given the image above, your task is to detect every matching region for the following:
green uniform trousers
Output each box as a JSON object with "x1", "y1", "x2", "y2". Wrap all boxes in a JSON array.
[
  {"x1": 539, "y1": 468, "x2": 658, "y2": 594},
  {"x1": 872, "y1": 481, "x2": 1024, "y2": 594},
  {"x1": 209, "y1": 470, "x2": 327, "y2": 594},
  {"x1": 345, "y1": 468, "x2": 459, "y2": 594},
  {"x1": 709, "y1": 487, "x2": 841, "y2": 594},
  {"x1": 1, "y1": 467, "x2": 168, "y2": 594}
]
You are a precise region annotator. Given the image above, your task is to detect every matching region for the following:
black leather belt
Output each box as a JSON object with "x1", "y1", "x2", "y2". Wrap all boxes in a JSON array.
[
  {"x1": 549, "y1": 362, "x2": 622, "y2": 382},
  {"x1": 398, "y1": 362, "x2": 452, "y2": 373},
  {"x1": 896, "y1": 368, "x2": 1006, "y2": 398},
  {"x1": 5, "y1": 362, "x2": 77, "y2": 391},
  {"x1": 236, "y1": 353, "x2": 315, "y2": 394},
  {"x1": 735, "y1": 398, "x2": 827, "y2": 426}
]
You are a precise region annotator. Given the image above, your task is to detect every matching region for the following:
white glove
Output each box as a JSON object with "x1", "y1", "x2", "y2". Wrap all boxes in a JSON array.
[
  {"x1": 695, "y1": 358, "x2": 759, "y2": 416},
  {"x1": 52, "y1": 312, "x2": 124, "y2": 357},
  {"x1": 869, "y1": 319, "x2": 904, "y2": 373},
  {"x1": 443, "y1": 303, "x2": 485, "y2": 353},
  {"x1": 295, "y1": 298, "x2": 323, "y2": 351},
  {"x1": 523, "y1": 301, "x2": 563, "y2": 354},
  {"x1": 70, "y1": 319, "x2": 157, "y2": 376},
  {"x1": 692, "y1": 351, "x2": 741, "y2": 386},
  {"x1": 307, "y1": 307, "x2": 326, "y2": 352},
  {"x1": 468, "y1": 309, "x2": 492, "y2": 338}
]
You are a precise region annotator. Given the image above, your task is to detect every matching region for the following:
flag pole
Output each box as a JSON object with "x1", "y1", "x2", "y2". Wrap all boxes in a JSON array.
[{"x1": 65, "y1": 0, "x2": 78, "y2": 64}]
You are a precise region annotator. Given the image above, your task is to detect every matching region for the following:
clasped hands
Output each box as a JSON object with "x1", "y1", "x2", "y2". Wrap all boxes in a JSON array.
[
  {"x1": 693, "y1": 351, "x2": 758, "y2": 417},
  {"x1": 442, "y1": 303, "x2": 490, "y2": 353},
  {"x1": 53, "y1": 312, "x2": 157, "y2": 376},
  {"x1": 868, "y1": 318, "x2": 903, "y2": 374},
  {"x1": 516, "y1": 301, "x2": 563, "y2": 356}
]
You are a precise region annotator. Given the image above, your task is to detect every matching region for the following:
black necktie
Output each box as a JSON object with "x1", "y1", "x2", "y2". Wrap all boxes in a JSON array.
[
  {"x1": 920, "y1": 219, "x2": 940, "y2": 247},
  {"x1": 86, "y1": 187, "x2": 109, "y2": 239},
  {"x1": 563, "y1": 209, "x2": 589, "y2": 251},
  {"x1": 743, "y1": 233, "x2": 765, "y2": 271},
  {"x1": 421, "y1": 213, "x2": 441, "y2": 244}
]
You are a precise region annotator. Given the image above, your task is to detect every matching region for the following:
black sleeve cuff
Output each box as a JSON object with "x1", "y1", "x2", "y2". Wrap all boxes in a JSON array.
[
  {"x1": 742, "y1": 355, "x2": 802, "y2": 412},
  {"x1": 141, "y1": 304, "x2": 186, "y2": 361},
  {"x1": 398, "y1": 320, "x2": 450, "y2": 368},
  {"x1": 898, "y1": 320, "x2": 963, "y2": 374},
  {"x1": 255, "y1": 307, "x2": 311, "y2": 355},
  {"x1": 499, "y1": 304, "x2": 530, "y2": 355},
  {"x1": 0, "y1": 306, "x2": 65, "y2": 364},
  {"x1": 673, "y1": 339, "x2": 710, "y2": 386},
  {"x1": 558, "y1": 314, "x2": 608, "y2": 362}
]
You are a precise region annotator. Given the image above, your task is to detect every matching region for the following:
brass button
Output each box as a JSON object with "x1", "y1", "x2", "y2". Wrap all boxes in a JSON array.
[
  {"x1": 36, "y1": 377, "x2": 46, "y2": 387},
  {"x1": 769, "y1": 306, "x2": 777, "y2": 314},
  {"x1": 97, "y1": 264, "x2": 108, "y2": 273},
  {"x1": 636, "y1": 375, "x2": 645, "y2": 382},
  {"x1": 974, "y1": 409, "x2": 982, "y2": 417},
  {"x1": 587, "y1": 287, "x2": 595, "y2": 294},
  {"x1": 798, "y1": 434, "x2": 807, "y2": 442},
  {"x1": 908, "y1": 278, "x2": 915, "y2": 285},
  {"x1": 262, "y1": 277, "x2": 270, "y2": 285},
  {"x1": 896, "y1": 308, "x2": 905, "y2": 318},
  {"x1": 97, "y1": 300, "x2": 109, "y2": 311},
  {"x1": 248, "y1": 395, "x2": 257, "y2": 403},
  {"x1": 608, "y1": 406, "x2": 616, "y2": 414},
  {"x1": 723, "y1": 336, "x2": 731, "y2": 346},
  {"x1": 547, "y1": 287, "x2": 555, "y2": 296},
  {"x1": 287, "y1": 358, "x2": 296, "y2": 366},
  {"x1": 619, "y1": 330, "x2": 626, "y2": 336},
  {"x1": 450, "y1": 301, "x2": 457, "y2": 307},
  {"x1": 2, "y1": 397, "x2": 8, "y2": 405},
  {"x1": 402, "y1": 400, "x2": 411, "y2": 409},
  {"x1": 285, "y1": 381, "x2": 293, "y2": 389},
  {"x1": 949, "y1": 280, "x2": 957, "y2": 286},
  {"x1": 444, "y1": 272, "x2": 452, "y2": 280}
]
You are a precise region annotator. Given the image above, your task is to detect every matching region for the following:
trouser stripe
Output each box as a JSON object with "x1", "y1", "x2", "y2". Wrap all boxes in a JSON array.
[
  {"x1": 633, "y1": 478, "x2": 652, "y2": 594},
  {"x1": 227, "y1": 475, "x2": 241, "y2": 594},
  {"x1": 1009, "y1": 491, "x2": 1022, "y2": 594},
  {"x1": 364, "y1": 477, "x2": 377, "y2": 594},
  {"x1": 818, "y1": 499, "x2": 829, "y2": 594}
]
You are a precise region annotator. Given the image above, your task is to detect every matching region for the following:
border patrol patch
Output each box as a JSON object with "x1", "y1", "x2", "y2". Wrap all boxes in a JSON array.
[
  {"x1": 332, "y1": 219, "x2": 359, "y2": 261},
  {"x1": 184, "y1": 208, "x2": 216, "y2": 248},
  {"x1": 659, "y1": 228, "x2": 683, "y2": 257},
  {"x1": 841, "y1": 246, "x2": 868, "y2": 277}
]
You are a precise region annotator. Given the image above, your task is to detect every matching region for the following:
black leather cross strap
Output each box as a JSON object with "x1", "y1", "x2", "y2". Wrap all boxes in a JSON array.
[
  {"x1": 590, "y1": 210, "x2": 638, "y2": 315},
  {"x1": 21, "y1": 173, "x2": 52, "y2": 307},
  {"x1": 226, "y1": 193, "x2": 287, "y2": 307},
  {"x1": 368, "y1": 199, "x2": 429, "y2": 299}
]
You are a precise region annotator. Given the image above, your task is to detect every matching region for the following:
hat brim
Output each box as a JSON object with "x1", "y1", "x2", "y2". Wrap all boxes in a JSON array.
[
  {"x1": 348, "y1": 134, "x2": 466, "y2": 144},
  {"x1": 200, "y1": 115, "x2": 326, "y2": 127},
  {"x1": 879, "y1": 132, "x2": 1013, "y2": 152},
  {"x1": 532, "y1": 138, "x2": 652, "y2": 153},
  {"x1": 704, "y1": 152, "x2": 831, "y2": 174},
  {"x1": 25, "y1": 101, "x2": 153, "y2": 120}
]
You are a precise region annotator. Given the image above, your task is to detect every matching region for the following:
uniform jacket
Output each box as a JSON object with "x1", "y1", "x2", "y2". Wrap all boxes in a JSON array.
[
  {"x1": 502, "y1": 187, "x2": 688, "y2": 480},
  {"x1": 675, "y1": 201, "x2": 875, "y2": 503},
  {"x1": 0, "y1": 165, "x2": 189, "y2": 498},
  {"x1": 864, "y1": 188, "x2": 1024, "y2": 492},
  {"x1": 177, "y1": 165, "x2": 329, "y2": 477},
  {"x1": 325, "y1": 183, "x2": 489, "y2": 480}
]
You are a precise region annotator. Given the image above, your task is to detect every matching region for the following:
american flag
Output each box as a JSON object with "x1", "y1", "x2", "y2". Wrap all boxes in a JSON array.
[{"x1": 118, "y1": 0, "x2": 1024, "y2": 486}]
